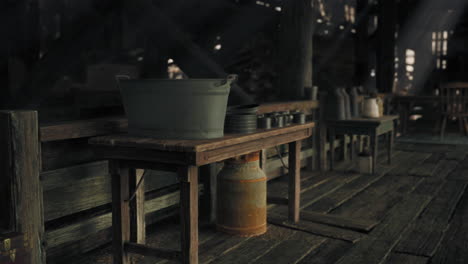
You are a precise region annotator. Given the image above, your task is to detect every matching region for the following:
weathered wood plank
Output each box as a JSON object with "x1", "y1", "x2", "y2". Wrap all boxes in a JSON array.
[
  {"x1": 384, "y1": 253, "x2": 428, "y2": 264},
  {"x1": 298, "y1": 173, "x2": 360, "y2": 210},
  {"x1": 268, "y1": 214, "x2": 365, "y2": 243},
  {"x1": 125, "y1": 242, "x2": 180, "y2": 260},
  {"x1": 41, "y1": 138, "x2": 97, "y2": 171},
  {"x1": 179, "y1": 166, "x2": 198, "y2": 264},
  {"x1": 412, "y1": 177, "x2": 445, "y2": 196},
  {"x1": 447, "y1": 167, "x2": 468, "y2": 181},
  {"x1": 432, "y1": 160, "x2": 459, "y2": 178},
  {"x1": 444, "y1": 151, "x2": 467, "y2": 161},
  {"x1": 300, "y1": 211, "x2": 379, "y2": 232},
  {"x1": 207, "y1": 225, "x2": 294, "y2": 264},
  {"x1": 305, "y1": 167, "x2": 389, "y2": 213},
  {"x1": 45, "y1": 184, "x2": 194, "y2": 259},
  {"x1": 395, "y1": 180, "x2": 467, "y2": 256},
  {"x1": 387, "y1": 152, "x2": 430, "y2": 176},
  {"x1": 334, "y1": 194, "x2": 432, "y2": 264},
  {"x1": 288, "y1": 141, "x2": 301, "y2": 222},
  {"x1": 43, "y1": 173, "x2": 111, "y2": 221},
  {"x1": 41, "y1": 161, "x2": 179, "y2": 221},
  {"x1": 297, "y1": 239, "x2": 353, "y2": 264},
  {"x1": 40, "y1": 116, "x2": 127, "y2": 142},
  {"x1": 395, "y1": 182, "x2": 466, "y2": 257},
  {"x1": 431, "y1": 190, "x2": 468, "y2": 264},
  {"x1": 41, "y1": 161, "x2": 108, "y2": 191},
  {"x1": 0, "y1": 111, "x2": 45, "y2": 263},
  {"x1": 252, "y1": 231, "x2": 325, "y2": 264},
  {"x1": 330, "y1": 175, "x2": 423, "y2": 221}
]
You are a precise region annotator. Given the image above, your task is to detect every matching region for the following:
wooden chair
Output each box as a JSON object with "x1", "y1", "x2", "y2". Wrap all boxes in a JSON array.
[{"x1": 439, "y1": 82, "x2": 468, "y2": 139}]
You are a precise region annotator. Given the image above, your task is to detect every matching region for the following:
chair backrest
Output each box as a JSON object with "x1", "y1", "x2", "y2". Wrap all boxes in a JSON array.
[{"x1": 440, "y1": 82, "x2": 468, "y2": 116}]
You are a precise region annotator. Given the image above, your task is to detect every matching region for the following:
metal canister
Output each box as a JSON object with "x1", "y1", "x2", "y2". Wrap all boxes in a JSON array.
[
  {"x1": 216, "y1": 151, "x2": 267, "y2": 237},
  {"x1": 271, "y1": 113, "x2": 284, "y2": 128},
  {"x1": 293, "y1": 112, "x2": 306, "y2": 124},
  {"x1": 257, "y1": 116, "x2": 272, "y2": 129}
]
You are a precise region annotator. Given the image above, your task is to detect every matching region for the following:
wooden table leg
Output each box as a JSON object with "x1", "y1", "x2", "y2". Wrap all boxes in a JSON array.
[
  {"x1": 342, "y1": 135, "x2": 348, "y2": 162},
  {"x1": 388, "y1": 131, "x2": 394, "y2": 165},
  {"x1": 329, "y1": 128, "x2": 335, "y2": 171},
  {"x1": 110, "y1": 160, "x2": 130, "y2": 264},
  {"x1": 288, "y1": 141, "x2": 301, "y2": 223},
  {"x1": 130, "y1": 168, "x2": 146, "y2": 243},
  {"x1": 370, "y1": 133, "x2": 378, "y2": 174},
  {"x1": 179, "y1": 166, "x2": 199, "y2": 264}
]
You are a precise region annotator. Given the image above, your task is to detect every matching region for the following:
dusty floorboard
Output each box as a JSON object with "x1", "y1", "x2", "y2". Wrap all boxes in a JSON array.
[{"x1": 71, "y1": 143, "x2": 468, "y2": 264}]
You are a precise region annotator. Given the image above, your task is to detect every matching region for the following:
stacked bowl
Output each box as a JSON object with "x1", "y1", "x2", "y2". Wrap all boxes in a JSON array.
[{"x1": 225, "y1": 104, "x2": 259, "y2": 134}]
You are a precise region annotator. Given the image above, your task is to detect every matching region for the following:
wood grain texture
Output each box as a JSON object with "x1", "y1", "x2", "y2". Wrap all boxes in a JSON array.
[
  {"x1": 41, "y1": 138, "x2": 97, "y2": 171},
  {"x1": 125, "y1": 242, "x2": 180, "y2": 260},
  {"x1": 253, "y1": 231, "x2": 325, "y2": 264},
  {"x1": 334, "y1": 194, "x2": 432, "y2": 264},
  {"x1": 395, "y1": 180, "x2": 467, "y2": 257},
  {"x1": 206, "y1": 225, "x2": 293, "y2": 264},
  {"x1": 305, "y1": 169, "x2": 388, "y2": 213},
  {"x1": 40, "y1": 116, "x2": 127, "y2": 142},
  {"x1": 300, "y1": 211, "x2": 379, "y2": 232},
  {"x1": 298, "y1": 239, "x2": 352, "y2": 264},
  {"x1": 288, "y1": 141, "x2": 301, "y2": 222},
  {"x1": 129, "y1": 168, "x2": 145, "y2": 244},
  {"x1": 0, "y1": 111, "x2": 45, "y2": 264},
  {"x1": 430, "y1": 190, "x2": 468, "y2": 264},
  {"x1": 89, "y1": 123, "x2": 314, "y2": 152},
  {"x1": 330, "y1": 175, "x2": 423, "y2": 221},
  {"x1": 110, "y1": 161, "x2": 130, "y2": 264},
  {"x1": 267, "y1": 214, "x2": 365, "y2": 243},
  {"x1": 384, "y1": 253, "x2": 428, "y2": 264},
  {"x1": 179, "y1": 166, "x2": 199, "y2": 264},
  {"x1": 277, "y1": 0, "x2": 313, "y2": 100}
]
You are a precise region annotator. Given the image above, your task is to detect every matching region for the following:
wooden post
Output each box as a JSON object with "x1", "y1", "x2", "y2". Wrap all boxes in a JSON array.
[
  {"x1": 200, "y1": 164, "x2": 218, "y2": 223},
  {"x1": 129, "y1": 168, "x2": 145, "y2": 243},
  {"x1": 288, "y1": 141, "x2": 301, "y2": 223},
  {"x1": 110, "y1": 161, "x2": 131, "y2": 264},
  {"x1": 355, "y1": 0, "x2": 370, "y2": 87},
  {"x1": 278, "y1": 0, "x2": 313, "y2": 100},
  {"x1": 376, "y1": 0, "x2": 398, "y2": 93},
  {"x1": 179, "y1": 166, "x2": 199, "y2": 264},
  {"x1": 318, "y1": 93, "x2": 328, "y2": 171},
  {"x1": 0, "y1": 110, "x2": 45, "y2": 264}
]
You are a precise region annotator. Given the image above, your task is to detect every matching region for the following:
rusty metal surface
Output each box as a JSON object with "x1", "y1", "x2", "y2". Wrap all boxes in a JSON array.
[{"x1": 216, "y1": 151, "x2": 267, "y2": 237}]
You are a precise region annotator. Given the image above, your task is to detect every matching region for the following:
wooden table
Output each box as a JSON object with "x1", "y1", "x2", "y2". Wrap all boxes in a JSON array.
[
  {"x1": 393, "y1": 95, "x2": 439, "y2": 135},
  {"x1": 89, "y1": 123, "x2": 314, "y2": 264},
  {"x1": 327, "y1": 116, "x2": 398, "y2": 174}
]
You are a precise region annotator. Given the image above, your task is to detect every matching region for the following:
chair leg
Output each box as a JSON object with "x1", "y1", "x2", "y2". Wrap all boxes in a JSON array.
[
  {"x1": 441, "y1": 116, "x2": 447, "y2": 140},
  {"x1": 459, "y1": 117, "x2": 464, "y2": 135},
  {"x1": 463, "y1": 117, "x2": 468, "y2": 136}
]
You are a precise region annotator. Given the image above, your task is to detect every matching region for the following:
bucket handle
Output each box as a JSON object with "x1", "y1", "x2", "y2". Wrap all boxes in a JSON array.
[{"x1": 213, "y1": 74, "x2": 238, "y2": 87}]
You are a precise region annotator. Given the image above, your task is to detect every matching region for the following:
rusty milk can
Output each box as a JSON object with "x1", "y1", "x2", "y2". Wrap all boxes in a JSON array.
[{"x1": 216, "y1": 151, "x2": 267, "y2": 237}]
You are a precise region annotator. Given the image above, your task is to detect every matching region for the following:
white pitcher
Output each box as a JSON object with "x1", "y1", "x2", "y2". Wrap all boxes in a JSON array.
[{"x1": 362, "y1": 97, "x2": 380, "y2": 118}]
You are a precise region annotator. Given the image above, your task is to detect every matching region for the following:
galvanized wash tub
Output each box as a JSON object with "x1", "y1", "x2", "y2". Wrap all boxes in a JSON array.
[{"x1": 118, "y1": 75, "x2": 236, "y2": 139}]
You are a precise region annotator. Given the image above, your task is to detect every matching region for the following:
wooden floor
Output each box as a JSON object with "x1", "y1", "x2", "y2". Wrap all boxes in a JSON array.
[{"x1": 74, "y1": 142, "x2": 468, "y2": 264}]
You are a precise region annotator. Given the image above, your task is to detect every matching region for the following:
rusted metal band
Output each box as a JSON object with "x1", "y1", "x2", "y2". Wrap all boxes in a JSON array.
[
  {"x1": 219, "y1": 177, "x2": 267, "y2": 183},
  {"x1": 226, "y1": 151, "x2": 261, "y2": 163},
  {"x1": 216, "y1": 223, "x2": 267, "y2": 231}
]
